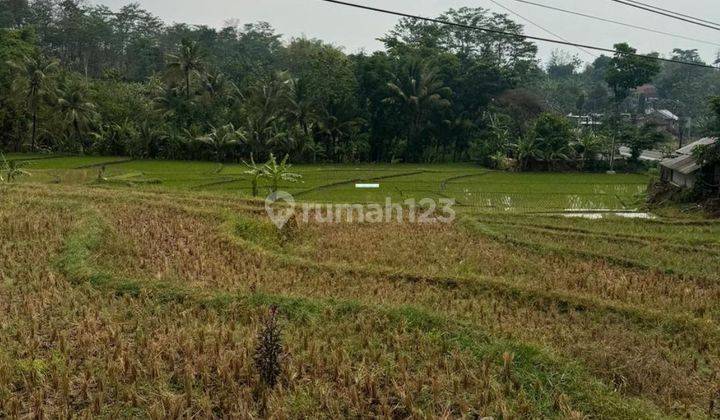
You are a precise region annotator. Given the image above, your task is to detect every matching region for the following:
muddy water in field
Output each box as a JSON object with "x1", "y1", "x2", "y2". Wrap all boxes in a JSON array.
[{"x1": 557, "y1": 212, "x2": 656, "y2": 220}]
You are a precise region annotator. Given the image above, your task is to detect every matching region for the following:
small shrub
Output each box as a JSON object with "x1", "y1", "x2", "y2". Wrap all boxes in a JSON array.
[{"x1": 254, "y1": 305, "x2": 283, "y2": 390}]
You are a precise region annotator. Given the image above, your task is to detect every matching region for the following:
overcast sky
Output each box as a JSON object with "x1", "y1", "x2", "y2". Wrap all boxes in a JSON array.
[{"x1": 95, "y1": 0, "x2": 720, "y2": 65}]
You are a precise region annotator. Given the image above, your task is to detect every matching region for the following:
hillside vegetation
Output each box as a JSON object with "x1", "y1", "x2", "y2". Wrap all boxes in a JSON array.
[{"x1": 2, "y1": 1, "x2": 718, "y2": 167}]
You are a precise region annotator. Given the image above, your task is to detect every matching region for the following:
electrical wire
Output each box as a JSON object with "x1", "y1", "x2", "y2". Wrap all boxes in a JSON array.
[
  {"x1": 607, "y1": 0, "x2": 720, "y2": 31},
  {"x1": 318, "y1": 0, "x2": 718, "y2": 69},
  {"x1": 621, "y1": 0, "x2": 720, "y2": 28},
  {"x1": 506, "y1": 0, "x2": 720, "y2": 48},
  {"x1": 487, "y1": 0, "x2": 597, "y2": 58}
]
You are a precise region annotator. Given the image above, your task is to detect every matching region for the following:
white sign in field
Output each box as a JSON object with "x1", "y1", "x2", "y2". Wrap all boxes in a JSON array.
[{"x1": 355, "y1": 183, "x2": 380, "y2": 189}]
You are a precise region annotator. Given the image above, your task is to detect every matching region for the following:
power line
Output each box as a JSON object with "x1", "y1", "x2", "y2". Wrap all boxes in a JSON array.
[
  {"x1": 318, "y1": 0, "x2": 718, "y2": 69},
  {"x1": 607, "y1": 0, "x2": 720, "y2": 31},
  {"x1": 487, "y1": 0, "x2": 597, "y2": 59},
  {"x1": 506, "y1": 0, "x2": 720, "y2": 48},
  {"x1": 621, "y1": 0, "x2": 720, "y2": 29}
]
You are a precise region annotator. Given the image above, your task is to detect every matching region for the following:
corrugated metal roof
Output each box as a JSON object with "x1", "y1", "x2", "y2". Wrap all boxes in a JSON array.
[
  {"x1": 645, "y1": 108, "x2": 679, "y2": 121},
  {"x1": 618, "y1": 146, "x2": 662, "y2": 162},
  {"x1": 661, "y1": 137, "x2": 718, "y2": 177},
  {"x1": 677, "y1": 137, "x2": 717, "y2": 155},
  {"x1": 661, "y1": 154, "x2": 700, "y2": 175},
  {"x1": 657, "y1": 109, "x2": 679, "y2": 121}
]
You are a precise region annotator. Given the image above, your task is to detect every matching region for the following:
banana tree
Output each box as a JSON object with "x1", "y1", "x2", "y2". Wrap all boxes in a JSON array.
[
  {"x1": 512, "y1": 136, "x2": 543, "y2": 172},
  {"x1": 0, "y1": 153, "x2": 31, "y2": 182},
  {"x1": 574, "y1": 130, "x2": 604, "y2": 171},
  {"x1": 243, "y1": 155, "x2": 264, "y2": 197},
  {"x1": 263, "y1": 154, "x2": 302, "y2": 193}
]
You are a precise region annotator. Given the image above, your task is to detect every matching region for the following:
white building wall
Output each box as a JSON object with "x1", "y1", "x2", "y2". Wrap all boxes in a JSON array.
[{"x1": 671, "y1": 171, "x2": 695, "y2": 188}]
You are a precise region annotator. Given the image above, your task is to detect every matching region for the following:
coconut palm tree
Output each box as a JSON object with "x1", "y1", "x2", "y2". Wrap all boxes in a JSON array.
[
  {"x1": 282, "y1": 73, "x2": 316, "y2": 139},
  {"x1": 136, "y1": 121, "x2": 169, "y2": 159},
  {"x1": 166, "y1": 39, "x2": 205, "y2": 100},
  {"x1": 317, "y1": 108, "x2": 361, "y2": 162},
  {"x1": 202, "y1": 70, "x2": 236, "y2": 101},
  {"x1": 201, "y1": 70, "x2": 238, "y2": 113},
  {"x1": 241, "y1": 77, "x2": 288, "y2": 158},
  {"x1": 298, "y1": 136, "x2": 323, "y2": 164},
  {"x1": 8, "y1": 55, "x2": 59, "y2": 151},
  {"x1": 384, "y1": 60, "x2": 451, "y2": 161},
  {"x1": 196, "y1": 123, "x2": 244, "y2": 162},
  {"x1": 58, "y1": 83, "x2": 98, "y2": 155}
]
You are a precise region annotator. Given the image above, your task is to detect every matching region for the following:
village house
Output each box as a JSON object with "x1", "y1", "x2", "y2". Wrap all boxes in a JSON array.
[
  {"x1": 634, "y1": 84, "x2": 681, "y2": 138},
  {"x1": 567, "y1": 113, "x2": 604, "y2": 128},
  {"x1": 644, "y1": 106, "x2": 680, "y2": 136},
  {"x1": 660, "y1": 137, "x2": 718, "y2": 188}
]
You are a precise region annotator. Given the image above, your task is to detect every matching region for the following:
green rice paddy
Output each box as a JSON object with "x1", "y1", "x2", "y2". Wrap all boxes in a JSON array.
[{"x1": 5, "y1": 155, "x2": 650, "y2": 212}]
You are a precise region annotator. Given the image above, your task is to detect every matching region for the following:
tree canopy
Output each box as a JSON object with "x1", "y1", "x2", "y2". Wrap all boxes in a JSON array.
[{"x1": 0, "y1": 1, "x2": 714, "y2": 167}]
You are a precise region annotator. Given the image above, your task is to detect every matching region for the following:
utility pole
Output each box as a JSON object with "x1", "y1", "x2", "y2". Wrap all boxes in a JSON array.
[
  {"x1": 608, "y1": 106, "x2": 620, "y2": 174},
  {"x1": 608, "y1": 135, "x2": 617, "y2": 174}
]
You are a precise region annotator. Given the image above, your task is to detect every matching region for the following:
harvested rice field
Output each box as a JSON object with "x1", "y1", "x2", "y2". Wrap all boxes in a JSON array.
[{"x1": 0, "y1": 156, "x2": 718, "y2": 418}]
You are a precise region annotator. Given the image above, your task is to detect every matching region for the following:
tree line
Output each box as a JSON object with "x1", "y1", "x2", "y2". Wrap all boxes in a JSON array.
[{"x1": 2, "y1": 0, "x2": 719, "y2": 166}]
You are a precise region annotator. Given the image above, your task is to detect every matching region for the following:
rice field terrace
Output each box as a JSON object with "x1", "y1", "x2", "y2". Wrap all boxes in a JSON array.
[
  {"x1": 1, "y1": 155, "x2": 720, "y2": 418},
  {"x1": 6, "y1": 155, "x2": 651, "y2": 212}
]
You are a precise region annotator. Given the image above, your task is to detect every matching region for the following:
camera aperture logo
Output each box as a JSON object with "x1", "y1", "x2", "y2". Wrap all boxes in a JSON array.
[{"x1": 264, "y1": 191, "x2": 455, "y2": 229}]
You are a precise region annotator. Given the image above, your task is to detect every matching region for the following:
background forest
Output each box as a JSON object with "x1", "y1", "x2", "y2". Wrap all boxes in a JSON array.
[{"x1": 2, "y1": 0, "x2": 720, "y2": 165}]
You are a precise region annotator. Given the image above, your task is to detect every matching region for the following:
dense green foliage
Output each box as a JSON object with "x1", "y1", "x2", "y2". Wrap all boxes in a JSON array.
[
  {"x1": 692, "y1": 97, "x2": 720, "y2": 199},
  {"x1": 605, "y1": 43, "x2": 661, "y2": 105},
  {"x1": 0, "y1": 1, "x2": 717, "y2": 165}
]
